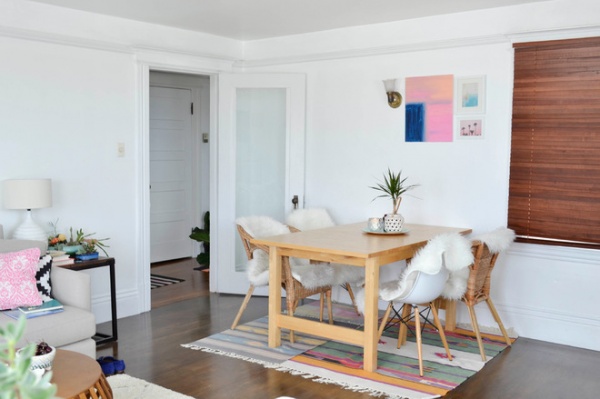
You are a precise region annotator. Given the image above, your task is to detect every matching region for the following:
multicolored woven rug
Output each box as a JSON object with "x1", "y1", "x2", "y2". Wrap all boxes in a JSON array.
[{"x1": 182, "y1": 302, "x2": 514, "y2": 399}]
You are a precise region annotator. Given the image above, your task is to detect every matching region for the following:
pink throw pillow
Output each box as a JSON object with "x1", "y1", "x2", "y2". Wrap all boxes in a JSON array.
[{"x1": 0, "y1": 248, "x2": 43, "y2": 310}]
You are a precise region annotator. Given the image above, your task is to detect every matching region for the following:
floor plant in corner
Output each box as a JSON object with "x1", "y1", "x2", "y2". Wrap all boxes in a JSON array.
[
  {"x1": 0, "y1": 316, "x2": 57, "y2": 399},
  {"x1": 190, "y1": 211, "x2": 210, "y2": 271}
]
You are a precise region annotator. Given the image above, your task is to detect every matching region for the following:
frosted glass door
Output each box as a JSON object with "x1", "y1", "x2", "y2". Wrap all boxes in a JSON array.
[{"x1": 215, "y1": 74, "x2": 306, "y2": 294}]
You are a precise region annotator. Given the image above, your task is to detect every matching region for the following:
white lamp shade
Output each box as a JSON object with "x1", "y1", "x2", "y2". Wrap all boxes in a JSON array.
[{"x1": 3, "y1": 179, "x2": 52, "y2": 210}]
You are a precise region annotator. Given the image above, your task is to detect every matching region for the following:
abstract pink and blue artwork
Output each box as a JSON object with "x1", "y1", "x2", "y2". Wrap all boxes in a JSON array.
[{"x1": 405, "y1": 74, "x2": 454, "y2": 142}]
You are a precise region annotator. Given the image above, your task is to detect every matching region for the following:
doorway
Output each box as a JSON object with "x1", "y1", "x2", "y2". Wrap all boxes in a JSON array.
[{"x1": 149, "y1": 71, "x2": 210, "y2": 307}]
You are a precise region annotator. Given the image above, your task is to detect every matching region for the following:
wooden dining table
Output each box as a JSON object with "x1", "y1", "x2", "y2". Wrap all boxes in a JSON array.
[{"x1": 252, "y1": 222, "x2": 472, "y2": 373}]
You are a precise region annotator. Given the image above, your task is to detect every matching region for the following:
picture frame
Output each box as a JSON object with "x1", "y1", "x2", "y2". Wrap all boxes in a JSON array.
[
  {"x1": 455, "y1": 76, "x2": 486, "y2": 114},
  {"x1": 456, "y1": 117, "x2": 484, "y2": 139}
]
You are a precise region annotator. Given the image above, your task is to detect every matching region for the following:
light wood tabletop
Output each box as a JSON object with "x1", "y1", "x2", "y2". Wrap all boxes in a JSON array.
[
  {"x1": 52, "y1": 349, "x2": 113, "y2": 399},
  {"x1": 253, "y1": 222, "x2": 472, "y2": 373}
]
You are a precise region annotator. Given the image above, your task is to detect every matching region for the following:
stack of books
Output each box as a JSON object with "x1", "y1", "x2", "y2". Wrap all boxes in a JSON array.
[
  {"x1": 3, "y1": 299, "x2": 64, "y2": 320},
  {"x1": 51, "y1": 253, "x2": 74, "y2": 266}
]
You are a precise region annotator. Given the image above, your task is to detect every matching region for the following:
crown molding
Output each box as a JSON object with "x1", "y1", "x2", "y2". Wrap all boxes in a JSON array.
[
  {"x1": 0, "y1": 25, "x2": 132, "y2": 54},
  {"x1": 235, "y1": 34, "x2": 510, "y2": 69},
  {"x1": 506, "y1": 24, "x2": 600, "y2": 44}
]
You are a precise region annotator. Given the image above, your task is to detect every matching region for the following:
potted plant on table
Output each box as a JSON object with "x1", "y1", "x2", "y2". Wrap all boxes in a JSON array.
[{"x1": 370, "y1": 168, "x2": 419, "y2": 232}]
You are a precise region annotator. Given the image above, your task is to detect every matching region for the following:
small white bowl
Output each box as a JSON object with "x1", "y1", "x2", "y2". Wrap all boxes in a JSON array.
[{"x1": 18, "y1": 346, "x2": 56, "y2": 371}]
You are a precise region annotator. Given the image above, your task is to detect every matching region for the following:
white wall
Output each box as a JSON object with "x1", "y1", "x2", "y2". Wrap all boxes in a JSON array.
[
  {"x1": 240, "y1": 0, "x2": 600, "y2": 351},
  {"x1": 0, "y1": 0, "x2": 238, "y2": 324},
  {"x1": 0, "y1": 0, "x2": 598, "y2": 351}
]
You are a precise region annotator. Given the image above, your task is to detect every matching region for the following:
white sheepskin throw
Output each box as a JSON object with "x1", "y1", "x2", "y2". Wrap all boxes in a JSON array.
[
  {"x1": 237, "y1": 215, "x2": 334, "y2": 288},
  {"x1": 286, "y1": 208, "x2": 364, "y2": 286},
  {"x1": 286, "y1": 208, "x2": 335, "y2": 231},
  {"x1": 355, "y1": 233, "x2": 474, "y2": 313},
  {"x1": 331, "y1": 263, "x2": 365, "y2": 286},
  {"x1": 474, "y1": 227, "x2": 515, "y2": 254},
  {"x1": 236, "y1": 215, "x2": 290, "y2": 239}
]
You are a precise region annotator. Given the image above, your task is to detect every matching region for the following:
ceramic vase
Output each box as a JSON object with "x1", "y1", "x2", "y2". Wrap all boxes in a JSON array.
[{"x1": 383, "y1": 213, "x2": 404, "y2": 232}]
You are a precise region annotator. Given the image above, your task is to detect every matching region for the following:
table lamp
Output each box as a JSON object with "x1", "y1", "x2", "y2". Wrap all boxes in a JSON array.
[{"x1": 2, "y1": 179, "x2": 52, "y2": 241}]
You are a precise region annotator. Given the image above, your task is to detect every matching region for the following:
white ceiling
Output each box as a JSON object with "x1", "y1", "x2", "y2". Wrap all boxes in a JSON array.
[{"x1": 28, "y1": 0, "x2": 548, "y2": 41}]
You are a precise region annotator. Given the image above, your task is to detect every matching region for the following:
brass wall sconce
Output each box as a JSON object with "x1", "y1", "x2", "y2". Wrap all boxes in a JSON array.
[{"x1": 383, "y1": 79, "x2": 402, "y2": 108}]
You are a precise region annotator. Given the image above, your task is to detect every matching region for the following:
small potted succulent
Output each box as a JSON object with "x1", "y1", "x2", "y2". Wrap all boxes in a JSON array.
[
  {"x1": 370, "y1": 168, "x2": 418, "y2": 232},
  {"x1": 0, "y1": 316, "x2": 57, "y2": 399}
]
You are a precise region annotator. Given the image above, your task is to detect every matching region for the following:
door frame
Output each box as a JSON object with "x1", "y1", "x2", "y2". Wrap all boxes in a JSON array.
[
  {"x1": 149, "y1": 72, "x2": 210, "y2": 263},
  {"x1": 137, "y1": 62, "x2": 219, "y2": 313}
]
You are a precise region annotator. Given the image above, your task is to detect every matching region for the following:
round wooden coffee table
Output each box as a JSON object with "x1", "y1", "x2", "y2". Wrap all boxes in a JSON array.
[{"x1": 51, "y1": 349, "x2": 113, "y2": 399}]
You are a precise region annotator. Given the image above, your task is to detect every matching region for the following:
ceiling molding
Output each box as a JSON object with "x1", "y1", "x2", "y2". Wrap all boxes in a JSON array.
[
  {"x1": 0, "y1": 25, "x2": 132, "y2": 54},
  {"x1": 506, "y1": 24, "x2": 600, "y2": 44},
  {"x1": 235, "y1": 34, "x2": 510, "y2": 69}
]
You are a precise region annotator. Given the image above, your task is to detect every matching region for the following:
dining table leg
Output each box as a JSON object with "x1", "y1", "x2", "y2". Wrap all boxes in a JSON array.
[
  {"x1": 363, "y1": 258, "x2": 380, "y2": 372},
  {"x1": 268, "y1": 247, "x2": 283, "y2": 347}
]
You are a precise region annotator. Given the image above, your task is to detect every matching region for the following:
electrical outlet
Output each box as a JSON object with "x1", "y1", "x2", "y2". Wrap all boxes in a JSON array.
[{"x1": 117, "y1": 142, "x2": 125, "y2": 157}]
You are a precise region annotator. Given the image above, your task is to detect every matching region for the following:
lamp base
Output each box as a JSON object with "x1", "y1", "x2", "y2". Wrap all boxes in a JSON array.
[{"x1": 12, "y1": 210, "x2": 47, "y2": 242}]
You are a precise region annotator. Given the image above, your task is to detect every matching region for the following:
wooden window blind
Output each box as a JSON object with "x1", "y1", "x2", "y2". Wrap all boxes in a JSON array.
[{"x1": 508, "y1": 37, "x2": 600, "y2": 248}]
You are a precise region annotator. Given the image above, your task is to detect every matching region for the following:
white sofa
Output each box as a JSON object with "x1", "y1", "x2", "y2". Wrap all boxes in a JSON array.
[{"x1": 0, "y1": 226, "x2": 96, "y2": 358}]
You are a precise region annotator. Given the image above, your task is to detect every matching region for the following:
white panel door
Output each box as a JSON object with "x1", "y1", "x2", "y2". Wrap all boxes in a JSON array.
[
  {"x1": 215, "y1": 73, "x2": 306, "y2": 294},
  {"x1": 149, "y1": 86, "x2": 194, "y2": 263}
]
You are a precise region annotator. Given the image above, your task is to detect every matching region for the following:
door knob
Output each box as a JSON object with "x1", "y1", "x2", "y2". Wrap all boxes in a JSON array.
[{"x1": 292, "y1": 195, "x2": 299, "y2": 209}]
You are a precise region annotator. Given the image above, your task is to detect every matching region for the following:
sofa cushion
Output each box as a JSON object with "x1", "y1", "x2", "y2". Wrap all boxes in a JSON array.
[
  {"x1": 0, "y1": 305, "x2": 96, "y2": 349},
  {"x1": 36, "y1": 254, "x2": 53, "y2": 302},
  {"x1": 0, "y1": 248, "x2": 42, "y2": 310}
]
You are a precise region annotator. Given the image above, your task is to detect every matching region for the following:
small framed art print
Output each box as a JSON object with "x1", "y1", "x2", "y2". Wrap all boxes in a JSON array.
[
  {"x1": 456, "y1": 76, "x2": 486, "y2": 114},
  {"x1": 457, "y1": 117, "x2": 484, "y2": 139}
]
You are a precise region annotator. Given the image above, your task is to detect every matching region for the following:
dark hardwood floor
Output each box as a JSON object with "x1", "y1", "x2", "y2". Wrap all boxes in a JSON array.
[{"x1": 96, "y1": 259, "x2": 600, "y2": 399}]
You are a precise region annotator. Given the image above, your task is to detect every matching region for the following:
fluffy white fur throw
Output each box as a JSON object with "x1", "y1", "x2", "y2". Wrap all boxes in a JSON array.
[
  {"x1": 237, "y1": 215, "x2": 335, "y2": 289},
  {"x1": 474, "y1": 227, "x2": 515, "y2": 254},
  {"x1": 355, "y1": 233, "x2": 474, "y2": 313},
  {"x1": 286, "y1": 208, "x2": 364, "y2": 286},
  {"x1": 286, "y1": 208, "x2": 335, "y2": 230}
]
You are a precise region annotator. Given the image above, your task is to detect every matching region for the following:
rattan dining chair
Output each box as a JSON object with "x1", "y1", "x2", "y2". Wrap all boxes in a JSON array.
[
  {"x1": 231, "y1": 216, "x2": 334, "y2": 343},
  {"x1": 286, "y1": 208, "x2": 364, "y2": 314},
  {"x1": 462, "y1": 228, "x2": 515, "y2": 361}
]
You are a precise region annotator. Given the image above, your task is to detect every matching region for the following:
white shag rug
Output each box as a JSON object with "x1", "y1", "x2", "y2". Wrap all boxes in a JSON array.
[{"x1": 107, "y1": 374, "x2": 194, "y2": 399}]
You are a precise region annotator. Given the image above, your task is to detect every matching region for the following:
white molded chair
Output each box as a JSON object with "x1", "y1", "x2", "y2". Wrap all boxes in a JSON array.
[
  {"x1": 231, "y1": 216, "x2": 335, "y2": 340},
  {"x1": 376, "y1": 233, "x2": 474, "y2": 376},
  {"x1": 378, "y1": 266, "x2": 453, "y2": 377},
  {"x1": 286, "y1": 208, "x2": 364, "y2": 314}
]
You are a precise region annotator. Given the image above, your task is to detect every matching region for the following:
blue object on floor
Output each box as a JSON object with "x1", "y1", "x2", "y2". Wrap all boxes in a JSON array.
[{"x1": 97, "y1": 356, "x2": 125, "y2": 376}]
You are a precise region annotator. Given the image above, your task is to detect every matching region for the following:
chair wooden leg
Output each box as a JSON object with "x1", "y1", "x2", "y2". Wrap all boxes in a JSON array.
[
  {"x1": 398, "y1": 304, "x2": 411, "y2": 347},
  {"x1": 466, "y1": 304, "x2": 487, "y2": 361},
  {"x1": 231, "y1": 285, "x2": 255, "y2": 330},
  {"x1": 486, "y1": 298, "x2": 512, "y2": 346},
  {"x1": 413, "y1": 305, "x2": 424, "y2": 377},
  {"x1": 345, "y1": 283, "x2": 361, "y2": 315},
  {"x1": 288, "y1": 302, "x2": 296, "y2": 344},
  {"x1": 379, "y1": 302, "x2": 392, "y2": 340},
  {"x1": 430, "y1": 301, "x2": 452, "y2": 361},
  {"x1": 326, "y1": 290, "x2": 333, "y2": 325},
  {"x1": 319, "y1": 293, "x2": 324, "y2": 322}
]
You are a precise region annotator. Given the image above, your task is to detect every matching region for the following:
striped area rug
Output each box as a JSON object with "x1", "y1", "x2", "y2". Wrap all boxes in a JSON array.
[
  {"x1": 182, "y1": 302, "x2": 514, "y2": 399},
  {"x1": 150, "y1": 274, "x2": 185, "y2": 289}
]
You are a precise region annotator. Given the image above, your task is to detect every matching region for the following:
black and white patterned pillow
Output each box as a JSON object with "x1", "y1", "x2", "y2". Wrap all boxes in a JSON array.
[{"x1": 36, "y1": 254, "x2": 53, "y2": 302}]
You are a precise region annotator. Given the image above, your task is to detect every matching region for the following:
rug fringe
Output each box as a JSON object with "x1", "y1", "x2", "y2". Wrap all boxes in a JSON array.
[
  {"x1": 269, "y1": 364, "x2": 411, "y2": 399},
  {"x1": 181, "y1": 344, "x2": 280, "y2": 368}
]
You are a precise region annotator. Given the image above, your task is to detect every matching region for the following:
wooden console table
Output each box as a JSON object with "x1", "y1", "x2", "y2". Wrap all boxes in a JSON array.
[{"x1": 61, "y1": 257, "x2": 118, "y2": 344}]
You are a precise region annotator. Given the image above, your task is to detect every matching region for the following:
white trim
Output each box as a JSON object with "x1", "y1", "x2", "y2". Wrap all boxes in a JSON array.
[
  {"x1": 137, "y1": 63, "x2": 152, "y2": 313},
  {"x1": 235, "y1": 34, "x2": 510, "y2": 68},
  {"x1": 0, "y1": 25, "x2": 132, "y2": 54},
  {"x1": 508, "y1": 242, "x2": 600, "y2": 265}
]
